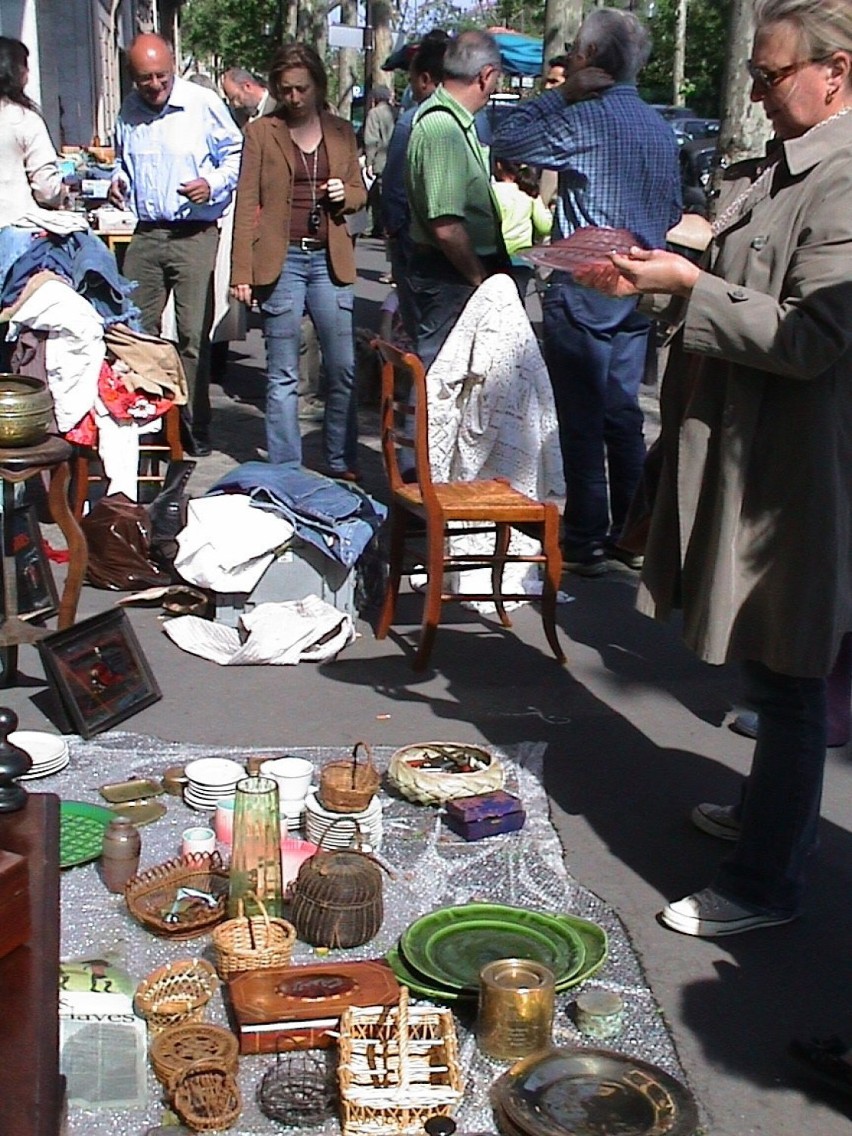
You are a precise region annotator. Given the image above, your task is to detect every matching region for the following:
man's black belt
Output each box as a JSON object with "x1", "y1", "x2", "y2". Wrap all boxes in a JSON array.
[{"x1": 135, "y1": 220, "x2": 217, "y2": 235}]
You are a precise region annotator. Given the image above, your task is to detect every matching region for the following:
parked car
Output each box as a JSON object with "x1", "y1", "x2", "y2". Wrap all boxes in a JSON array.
[
  {"x1": 651, "y1": 104, "x2": 698, "y2": 120},
  {"x1": 672, "y1": 117, "x2": 720, "y2": 147},
  {"x1": 680, "y1": 137, "x2": 724, "y2": 216}
]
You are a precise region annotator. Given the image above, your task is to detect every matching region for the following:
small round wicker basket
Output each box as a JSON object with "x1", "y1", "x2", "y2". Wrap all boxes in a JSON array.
[
  {"x1": 388, "y1": 742, "x2": 504, "y2": 805},
  {"x1": 134, "y1": 958, "x2": 218, "y2": 1035},
  {"x1": 318, "y1": 741, "x2": 380, "y2": 813},
  {"x1": 149, "y1": 1023, "x2": 239, "y2": 1086},
  {"x1": 168, "y1": 1058, "x2": 242, "y2": 1132}
]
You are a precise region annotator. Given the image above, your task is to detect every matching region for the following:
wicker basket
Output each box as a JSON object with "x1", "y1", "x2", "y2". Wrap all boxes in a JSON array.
[
  {"x1": 338, "y1": 985, "x2": 463, "y2": 1136},
  {"x1": 168, "y1": 1058, "x2": 242, "y2": 1132},
  {"x1": 211, "y1": 893, "x2": 297, "y2": 979},
  {"x1": 318, "y1": 741, "x2": 381, "y2": 813},
  {"x1": 134, "y1": 958, "x2": 219, "y2": 1035},
  {"x1": 388, "y1": 742, "x2": 503, "y2": 805},
  {"x1": 290, "y1": 836, "x2": 384, "y2": 949},
  {"x1": 125, "y1": 852, "x2": 229, "y2": 939},
  {"x1": 149, "y1": 1023, "x2": 239, "y2": 1086}
]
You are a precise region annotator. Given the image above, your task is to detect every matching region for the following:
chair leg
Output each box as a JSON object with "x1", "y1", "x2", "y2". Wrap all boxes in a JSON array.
[
  {"x1": 413, "y1": 520, "x2": 445, "y2": 671},
  {"x1": 491, "y1": 523, "x2": 512, "y2": 628},
  {"x1": 165, "y1": 406, "x2": 184, "y2": 460},
  {"x1": 540, "y1": 511, "x2": 566, "y2": 665},
  {"x1": 70, "y1": 450, "x2": 90, "y2": 520},
  {"x1": 376, "y1": 505, "x2": 407, "y2": 640}
]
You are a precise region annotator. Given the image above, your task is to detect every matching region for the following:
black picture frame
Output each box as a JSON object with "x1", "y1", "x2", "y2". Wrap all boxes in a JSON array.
[
  {"x1": 0, "y1": 505, "x2": 59, "y2": 622},
  {"x1": 38, "y1": 610, "x2": 161, "y2": 738}
]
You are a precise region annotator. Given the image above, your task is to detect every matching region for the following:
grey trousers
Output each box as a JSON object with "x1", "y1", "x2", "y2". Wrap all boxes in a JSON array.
[{"x1": 124, "y1": 223, "x2": 219, "y2": 434}]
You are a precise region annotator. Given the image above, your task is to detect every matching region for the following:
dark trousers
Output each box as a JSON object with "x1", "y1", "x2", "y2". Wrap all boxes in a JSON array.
[
  {"x1": 542, "y1": 278, "x2": 649, "y2": 553},
  {"x1": 717, "y1": 660, "x2": 827, "y2": 913},
  {"x1": 124, "y1": 223, "x2": 219, "y2": 435},
  {"x1": 409, "y1": 247, "x2": 507, "y2": 370}
]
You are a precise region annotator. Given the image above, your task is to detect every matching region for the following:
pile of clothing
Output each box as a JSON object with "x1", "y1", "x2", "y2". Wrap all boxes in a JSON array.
[{"x1": 0, "y1": 226, "x2": 186, "y2": 498}]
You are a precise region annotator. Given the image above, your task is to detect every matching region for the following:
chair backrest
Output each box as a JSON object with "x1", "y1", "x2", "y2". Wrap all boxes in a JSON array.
[{"x1": 372, "y1": 339, "x2": 439, "y2": 504}]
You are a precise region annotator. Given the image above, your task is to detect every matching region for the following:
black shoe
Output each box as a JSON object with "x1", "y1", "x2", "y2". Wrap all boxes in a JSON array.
[
  {"x1": 190, "y1": 434, "x2": 212, "y2": 457},
  {"x1": 562, "y1": 546, "x2": 608, "y2": 577}
]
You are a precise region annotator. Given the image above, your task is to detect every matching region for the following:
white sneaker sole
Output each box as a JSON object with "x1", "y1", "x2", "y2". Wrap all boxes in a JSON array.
[{"x1": 659, "y1": 907, "x2": 797, "y2": 937}]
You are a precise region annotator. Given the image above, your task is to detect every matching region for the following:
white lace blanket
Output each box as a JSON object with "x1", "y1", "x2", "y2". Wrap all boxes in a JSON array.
[{"x1": 426, "y1": 274, "x2": 564, "y2": 601}]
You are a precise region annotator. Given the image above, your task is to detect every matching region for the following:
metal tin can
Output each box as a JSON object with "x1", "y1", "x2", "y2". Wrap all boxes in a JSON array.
[
  {"x1": 478, "y1": 958, "x2": 555, "y2": 1060},
  {"x1": 574, "y1": 989, "x2": 625, "y2": 1040}
]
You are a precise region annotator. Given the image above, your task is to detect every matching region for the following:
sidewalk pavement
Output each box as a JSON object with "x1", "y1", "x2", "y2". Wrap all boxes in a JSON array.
[{"x1": 5, "y1": 239, "x2": 850, "y2": 1135}]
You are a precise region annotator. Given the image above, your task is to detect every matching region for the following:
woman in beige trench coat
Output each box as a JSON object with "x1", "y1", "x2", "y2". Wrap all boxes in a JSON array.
[{"x1": 575, "y1": 0, "x2": 852, "y2": 937}]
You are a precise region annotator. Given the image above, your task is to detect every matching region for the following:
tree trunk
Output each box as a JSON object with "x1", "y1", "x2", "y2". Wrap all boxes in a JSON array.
[
  {"x1": 673, "y1": 0, "x2": 688, "y2": 106},
  {"x1": 370, "y1": 0, "x2": 394, "y2": 91},
  {"x1": 543, "y1": 0, "x2": 584, "y2": 68},
  {"x1": 296, "y1": 0, "x2": 327, "y2": 59},
  {"x1": 336, "y1": 0, "x2": 359, "y2": 117},
  {"x1": 717, "y1": 0, "x2": 772, "y2": 171}
]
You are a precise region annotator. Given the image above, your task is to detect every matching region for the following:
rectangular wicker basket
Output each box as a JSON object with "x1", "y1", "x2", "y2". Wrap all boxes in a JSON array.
[{"x1": 337, "y1": 986, "x2": 463, "y2": 1136}]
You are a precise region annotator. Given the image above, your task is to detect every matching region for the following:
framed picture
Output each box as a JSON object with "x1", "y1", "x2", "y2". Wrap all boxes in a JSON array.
[
  {"x1": 38, "y1": 610, "x2": 161, "y2": 738},
  {"x1": 0, "y1": 505, "x2": 59, "y2": 622}
]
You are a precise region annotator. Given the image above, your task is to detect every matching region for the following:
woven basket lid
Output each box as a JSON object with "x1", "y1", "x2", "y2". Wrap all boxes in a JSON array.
[{"x1": 294, "y1": 850, "x2": 383, "y2": 903}]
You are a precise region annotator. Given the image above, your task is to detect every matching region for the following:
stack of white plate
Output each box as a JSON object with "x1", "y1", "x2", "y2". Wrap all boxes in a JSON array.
[
  {"x1": 183, "y1": 757, "x2": 245, "y2": 812},
  {"x1": 304, "y1": 789, "x2": 383, "y2": 850},
  {"x1": 14, "y1": 731, "x2": 70, "y2": 780},
  {"x1": 280, "y1": 797, "x2": 307, "y2": 833}
]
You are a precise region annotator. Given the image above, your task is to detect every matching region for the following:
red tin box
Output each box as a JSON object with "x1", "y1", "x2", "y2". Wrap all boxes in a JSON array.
[
  {"x1": 0, "y1": 848, "x2": 30, "y2": 960},
  {"x1": 444, "y1": 790, "x2": 526, "y2": 841}
]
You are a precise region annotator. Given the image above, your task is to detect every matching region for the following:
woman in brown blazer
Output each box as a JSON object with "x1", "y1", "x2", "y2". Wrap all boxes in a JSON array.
[{"x1": 230, "y1": 44, "x2": 366, "y2": 476}]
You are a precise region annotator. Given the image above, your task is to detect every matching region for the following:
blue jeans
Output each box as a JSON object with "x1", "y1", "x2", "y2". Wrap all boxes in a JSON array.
[
  {"x1": 715, "y1": 660, "x2": 827, "y2": 914},
  {"x1": 258, "y1": 248, "x2": 357, "y2": 471},
  {"x1": 542, "y1": 278, "x2": 649, "y2": 553}
]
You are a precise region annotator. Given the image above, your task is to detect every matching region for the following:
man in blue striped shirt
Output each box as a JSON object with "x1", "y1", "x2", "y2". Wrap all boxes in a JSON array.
[{"x1": 494, "y1": 9, "x2": 681, "y2": 576}]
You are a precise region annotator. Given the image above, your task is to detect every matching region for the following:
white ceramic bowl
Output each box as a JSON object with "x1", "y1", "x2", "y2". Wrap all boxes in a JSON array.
[
  {"x1": 259, "y1": 756, "x2": 314, "y2": 800},
  {"x1": 184, "y1": 757, "x2": 246, "y2": 787}
]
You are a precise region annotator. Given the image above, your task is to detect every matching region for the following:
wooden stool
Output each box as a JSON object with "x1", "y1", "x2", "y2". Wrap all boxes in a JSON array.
[
  {"x1": 0, "y1": 435, "x2": 88, "y2": 684},
  {"x1": 70, "y1": 405, "x2": 183, "y2": 519}
]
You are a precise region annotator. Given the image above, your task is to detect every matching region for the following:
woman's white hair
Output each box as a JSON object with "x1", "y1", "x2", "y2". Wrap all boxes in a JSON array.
[
  {"x1": 755, "y1": 0, "x2": 852, "y2": 58},
  {"x1": 574, "y1": 9, "x2": 652, "y2": 83}
]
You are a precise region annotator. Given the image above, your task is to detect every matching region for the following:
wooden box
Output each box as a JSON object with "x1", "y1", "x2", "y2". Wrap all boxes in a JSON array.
[
  {"x1": 0, "y1": 848, "x2": 30, "y2": 959},
  {"x1": 444, "y1": 789, "x2": 525, "y2": 841},
  {"x1": 227, "y1": 959, "x2": 400, "y2": 1054}
]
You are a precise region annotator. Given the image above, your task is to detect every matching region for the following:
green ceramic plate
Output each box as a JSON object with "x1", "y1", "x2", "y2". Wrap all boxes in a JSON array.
[
  {"x1": 60, "y1": 800, "x2": 115, "y2": 869},
  {"x1": 388, "y1": 913, "x2": 608, "y2": 1003},
  {"x1": 400, "y1": 903, "x2": 587, "y2": 993}
]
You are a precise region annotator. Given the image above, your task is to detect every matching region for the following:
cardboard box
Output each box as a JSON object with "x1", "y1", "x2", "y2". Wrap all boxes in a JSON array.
[
  {"x1": 214, "y1": 538, "x2": 357, "y2": 628},
  {"x1": 444, "y1": 790, "x2": 526, "y2": 841}
]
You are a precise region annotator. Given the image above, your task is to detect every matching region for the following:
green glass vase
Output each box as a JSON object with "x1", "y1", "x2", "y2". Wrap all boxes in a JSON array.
[{"x1": 228, "y1": 775, "x2": 283, "y2": 917}]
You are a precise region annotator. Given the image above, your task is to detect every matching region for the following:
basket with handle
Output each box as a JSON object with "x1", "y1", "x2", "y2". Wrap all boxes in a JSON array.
[
  {"x1": 318, "y1": 741, "x2": 380, "y2": 814},
  {"x1": 211, "y1": 892, "x2": 297, "y2": 979},
  {"x1": 167, "y1": 1057, "x2": 242, "y2": 1132},
  {"x1": 337, "y1": 985, "x2": 463, "y2": 1136},
  {"x1": 290, "y1": 819, "x2": 385, "y2": 948}
]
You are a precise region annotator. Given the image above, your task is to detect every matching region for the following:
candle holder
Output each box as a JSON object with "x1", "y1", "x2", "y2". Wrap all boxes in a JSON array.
[{"x1": 0, "y1": 707, "x2": 31, "y2": 813}]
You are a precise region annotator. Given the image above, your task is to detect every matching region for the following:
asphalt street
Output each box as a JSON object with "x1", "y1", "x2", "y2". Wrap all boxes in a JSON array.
[{"x1": 4, "y1": 238, "x2": 851, "y2": 1135}]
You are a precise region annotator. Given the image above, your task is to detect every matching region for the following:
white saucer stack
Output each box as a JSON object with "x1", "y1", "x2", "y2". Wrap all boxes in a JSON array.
[
  {"x1": 304, "y1": 789, "x2": 383, "y2": 850},
  {"x1": 183, "y1": 757, "x2": 245, "y2": 812},
  {"x1": 13, "y1": 731, "x2": 70, "y2": 780}
]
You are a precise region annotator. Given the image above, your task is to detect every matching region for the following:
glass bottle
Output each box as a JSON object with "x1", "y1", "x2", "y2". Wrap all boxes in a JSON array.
[{"x1": 229, "y1": 775, "x2": 283, "y2": 917}]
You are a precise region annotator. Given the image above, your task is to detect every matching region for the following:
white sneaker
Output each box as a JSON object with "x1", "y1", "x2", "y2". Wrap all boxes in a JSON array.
[
  {"x1": 660, "y1": 886, "x2": 797, "y2": 937},
  {"x1": 691, "y1": 802, "x2": 741, "y2": 841}
]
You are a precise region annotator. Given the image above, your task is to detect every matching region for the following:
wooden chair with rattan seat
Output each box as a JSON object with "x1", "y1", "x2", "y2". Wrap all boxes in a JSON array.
[
  {"x1": 373, "y1": 338, "x2": 566, "y2": 671},
  {"x1": 70, "y1": 404, "x2": 183, "y2": 518}
]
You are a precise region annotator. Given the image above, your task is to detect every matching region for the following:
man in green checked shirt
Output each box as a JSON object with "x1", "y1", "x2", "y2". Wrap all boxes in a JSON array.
[{"x1": 405, "y1": 30, "x2": 510, "y2": 367}]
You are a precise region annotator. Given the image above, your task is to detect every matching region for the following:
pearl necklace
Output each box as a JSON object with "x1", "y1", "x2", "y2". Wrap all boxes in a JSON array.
[{"x1": 711, "y1": 104, "x2": 852, "y2": 237}]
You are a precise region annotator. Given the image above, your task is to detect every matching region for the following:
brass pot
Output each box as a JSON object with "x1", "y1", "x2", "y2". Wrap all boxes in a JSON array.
[{"x1": 0, "y1": 375, "x2": 53, "y2": 447}]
